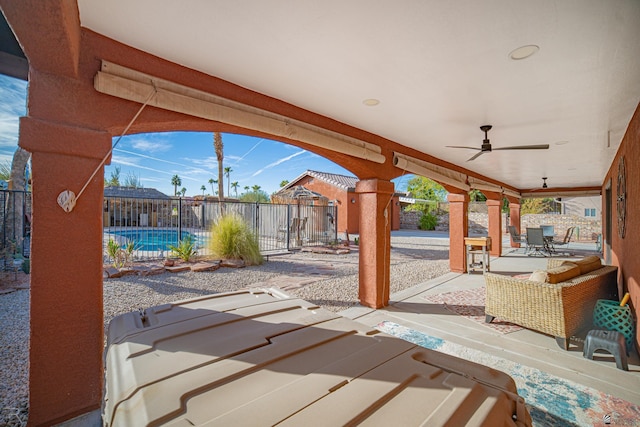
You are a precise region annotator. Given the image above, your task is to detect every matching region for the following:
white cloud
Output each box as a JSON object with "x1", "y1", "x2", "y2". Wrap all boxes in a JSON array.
[
  {"x1": 123, "y1": 133, "x2": 172, "y2": 153},
  {"x1": 110, "y1": 153, "x2": 141, "y2": 166},
  {"x1": 187, "y1": 155, "x2": 218, "y2": 171}
]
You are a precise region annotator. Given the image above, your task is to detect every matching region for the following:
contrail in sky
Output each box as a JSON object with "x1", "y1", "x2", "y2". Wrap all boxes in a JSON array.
[
  {"x1": 251, "y1": 150, "x2": 305, "y2": 177},
  {"x1": 230, "y1": 139, "x2": 264, "y2": 166},
  {"x1": 113, "y1": 159, "x2": 200, "y2": 182},
  {"x1": 114, "y1": 148, "x2": 211, "y2": 174}
]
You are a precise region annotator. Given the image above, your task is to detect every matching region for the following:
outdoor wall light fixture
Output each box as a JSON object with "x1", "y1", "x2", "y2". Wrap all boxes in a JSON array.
[
  {"x1": 542, "y1": 177, "x2": 548, "y2": 188},
  {"x1": 351, "y1": 198, "x2": 356, "y2": 204}
]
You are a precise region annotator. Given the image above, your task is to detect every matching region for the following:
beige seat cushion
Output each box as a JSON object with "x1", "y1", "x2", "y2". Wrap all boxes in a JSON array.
[
  {"x1": 533, "y1": 262, "x2": 580, "y2": 284},
  {"x1": 567, "y1": 255, "x2": 602, "y2": 274}
]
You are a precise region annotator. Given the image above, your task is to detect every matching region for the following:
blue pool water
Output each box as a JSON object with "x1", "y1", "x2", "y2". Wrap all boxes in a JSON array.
[{"x1": 109, "y1": 229, "x2": 197, "y2": 252}]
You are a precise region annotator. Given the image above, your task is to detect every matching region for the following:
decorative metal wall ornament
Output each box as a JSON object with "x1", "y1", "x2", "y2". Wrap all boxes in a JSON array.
[{"x1": 617, "y1": 156, "x2": 626, "y2": 238}]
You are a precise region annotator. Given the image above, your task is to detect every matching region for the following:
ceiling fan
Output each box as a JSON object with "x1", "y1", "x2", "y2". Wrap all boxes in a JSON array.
[{"x1": 447, "y1": 125, "x2": 550, "y2": 161}]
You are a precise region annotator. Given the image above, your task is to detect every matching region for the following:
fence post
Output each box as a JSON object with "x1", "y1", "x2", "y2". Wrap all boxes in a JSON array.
[
  {"x1": 332, "y1": 205, "x2": 338, "y2": 243},
  {"x1": 178, "y1": 197, "x2": 183, "y2": 239},
  {"x1": 286, "y1": 204, "x2": 291, "y2": 251},
  {"x1": 255, "y1": 202, "x2": 260, "y2": 235}
]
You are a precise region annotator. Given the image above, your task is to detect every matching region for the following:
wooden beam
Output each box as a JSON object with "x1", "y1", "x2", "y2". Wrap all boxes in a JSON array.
[{"x1": 94, "y1": 61, "x2": 385, "y2": 164}]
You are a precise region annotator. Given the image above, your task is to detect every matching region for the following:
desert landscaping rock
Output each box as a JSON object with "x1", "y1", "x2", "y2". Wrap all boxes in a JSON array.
[
  {"x1": 190, "y1": 262, "x2": 221, "y2": 272},
  {"x1": 221, "y1": 259, "x2": 246, "y2": 268},
  {"x1": 165, "y1": 264, "x2": 192, "y2": 273}
]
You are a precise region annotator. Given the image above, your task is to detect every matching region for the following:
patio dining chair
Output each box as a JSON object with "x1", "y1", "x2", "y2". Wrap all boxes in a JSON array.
[
  {"x1": 526, "y1": 227, "x2": 548, "y2": 257},
  {"x1": 551, "y1": 226, "x2": 574, "y2": 255},
  {"x1": 508, "y1": 226, "x2": 527, "y2": 252}
]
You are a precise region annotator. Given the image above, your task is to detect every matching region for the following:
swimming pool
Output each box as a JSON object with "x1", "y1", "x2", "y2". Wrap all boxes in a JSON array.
[{"x1": 108, "y1": 229, "x2": 199, "y2": 252}]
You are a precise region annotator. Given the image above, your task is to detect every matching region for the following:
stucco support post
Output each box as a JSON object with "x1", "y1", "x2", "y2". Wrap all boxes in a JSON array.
[
  {"x1": 355, "y1": 178, "x2": 394, "y2": 308},
  {"x1": 508, "y1": 200, "x2": 521, "y2": 248},
  {"x1": 485, "y1": 196, "x2": 503, "y2": 257},
  {"x1": 447, "y1": 192, "x2": 469, "y2": 273},
  {"x1": 19, "y1": 117, "x2": 111, "y2": 425}
]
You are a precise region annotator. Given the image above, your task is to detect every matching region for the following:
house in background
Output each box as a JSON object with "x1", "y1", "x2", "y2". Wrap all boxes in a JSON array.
[
  {"x1": 103, "y1": 186, "x2": 171, "y2": 227},
  {"x1": 276, "y1": 170, "x2": 400, "y2": 235},
  {"x1": 560, "y1": 196, "x2": 602, "y2": 218}
]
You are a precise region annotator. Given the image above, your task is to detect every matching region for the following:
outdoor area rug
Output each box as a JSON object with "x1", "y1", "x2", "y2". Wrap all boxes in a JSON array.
[
  {"x1": 421, "y1": 287, "x2": 524, "y2": 334},
  {"x1": 377, "y1": 321, "x2": 640, "y2": 427}
]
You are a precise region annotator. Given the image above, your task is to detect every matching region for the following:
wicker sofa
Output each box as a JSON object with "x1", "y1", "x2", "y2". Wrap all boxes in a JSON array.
[{"x1": 484, "y1": 256, "x2": 618, "y2": 350}]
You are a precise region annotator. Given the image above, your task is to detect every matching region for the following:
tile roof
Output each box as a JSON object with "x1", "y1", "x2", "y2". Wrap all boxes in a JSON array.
[
  {"x1": 103, "y1": 186, "x2": 171, "y2": 199},
  {"x1": 286, "y1": 170, "x2": 358, "y2": 191}
]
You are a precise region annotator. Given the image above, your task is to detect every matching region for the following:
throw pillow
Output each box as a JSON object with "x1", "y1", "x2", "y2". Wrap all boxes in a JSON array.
[
  {"x1": 571, "y1": 255, "x2": 602, "y2": 274},
  {"x1": 528, "y1": 270, "x2": 548, "y2": 283},
  {"x1": 545, "y1": 263, "x2": 581, "y2": 284}
]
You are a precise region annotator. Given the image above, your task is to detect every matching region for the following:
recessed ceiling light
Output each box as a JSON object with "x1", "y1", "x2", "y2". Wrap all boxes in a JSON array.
[
  {"x1": 509, "y1": 45, "x2": 539, "y2": 60},
  {"x1": 363, "y1": 98, "x2": 380, "y2": 106},
  {"x1": 554, "y1": 140, "x2": 569, "y2": 146}
]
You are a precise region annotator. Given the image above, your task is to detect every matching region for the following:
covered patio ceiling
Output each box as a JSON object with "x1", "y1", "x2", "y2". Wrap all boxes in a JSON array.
[{"x1": 71, "y1": 1, "x2": 638, "y2": 191}]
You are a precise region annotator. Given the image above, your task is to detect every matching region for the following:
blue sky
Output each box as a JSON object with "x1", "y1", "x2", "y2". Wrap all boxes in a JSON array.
[{"x1": 0, "y1": 74, "x2": 410, "y2": 196}]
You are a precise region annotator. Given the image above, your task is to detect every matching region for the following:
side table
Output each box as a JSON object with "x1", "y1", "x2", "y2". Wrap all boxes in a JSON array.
[{"x1": 465, "y1": 237, "x2": 491, "y2": 274}]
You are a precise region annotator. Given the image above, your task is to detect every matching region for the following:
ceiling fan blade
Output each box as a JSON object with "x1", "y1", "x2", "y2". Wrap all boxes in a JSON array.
[
  {"x1": 467, "y1": 151, "x2": 485, "y2": 161},
  {"x1": 493, "y1": 144, "x2": 550, "y2": 151},
  {"x1": 446, "y1": 145, "x2": 481, "y2": 150}
]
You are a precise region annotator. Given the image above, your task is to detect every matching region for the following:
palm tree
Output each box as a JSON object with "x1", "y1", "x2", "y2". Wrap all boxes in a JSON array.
[
  {"x1": 252, "y1": 184, "x2": 261, "y2": 192},
  {"x1": 244, "y1": 185, "x2": 250, "y2": 192},
  {"x1": 279, "y1": 180, "x2": 289, "y2": 188},
  {"x1": 214, "y1": 133, "x2": 224, "y2": 198},
  {"x1": 171, "y1": 174, "x2": 181, "y2": 196},
  {"x1": 208, "y1": 178, "x2": 214, "y2": 195},
  {"x1": 213, "y1": 132, "x2": 225, "y2": 213},
  {"x1": 224, "y1": 166, "x2": 233, "y2": 196},
  {"x1": 180, "y1": 187, "x2": 187, "y2": 197},
  {"x1": 231, "y1": 181, "x2": 239, "y2": 197},
  {"x1": 200, "y1": 185, "x2": 206, "y2": 196}
]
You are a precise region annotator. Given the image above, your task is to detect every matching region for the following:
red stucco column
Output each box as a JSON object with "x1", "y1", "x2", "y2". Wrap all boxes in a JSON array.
[
  {"x1": 486, "y1": 199, "x2": 502, "y2": 256},
  {"x1": 20, "y1": 117, "x2": 111, "y2": 425},
  {"x1": 355, "y1": 179, "x2": 394, "y2": 308},
  {"x1": 509, "y1": 201, "x2": 521, "y2": 248},
  {"x1": 447, "y1": 193, "x2": 469, "y2": 273}
]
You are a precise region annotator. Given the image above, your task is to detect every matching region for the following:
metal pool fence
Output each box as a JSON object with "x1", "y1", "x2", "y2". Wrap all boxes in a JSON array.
[
  {"x1": 0, "y1": 190, "x2": 31, "y2": 262},
  {"x1": 103, "y1": 196, "x2": 338, "y2": 261}
]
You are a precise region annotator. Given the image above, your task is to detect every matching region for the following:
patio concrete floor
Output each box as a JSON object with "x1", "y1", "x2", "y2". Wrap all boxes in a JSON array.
[{"x1": 340, "y1": 243, "x2": 640, "y2": 407}]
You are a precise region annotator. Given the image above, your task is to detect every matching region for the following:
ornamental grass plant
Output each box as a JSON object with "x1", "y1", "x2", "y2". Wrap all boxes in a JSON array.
[{"x1": 209, "y1": 214, "x2": 264, "y2": 265}]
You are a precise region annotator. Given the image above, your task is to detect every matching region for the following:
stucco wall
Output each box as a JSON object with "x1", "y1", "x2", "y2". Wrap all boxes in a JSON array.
[
  {"x1": 401, "y1": 209, "x2": 601, "y2": 241},
  {"x1": 603, "y1": 102, "x2": 640, "y2": 351}
]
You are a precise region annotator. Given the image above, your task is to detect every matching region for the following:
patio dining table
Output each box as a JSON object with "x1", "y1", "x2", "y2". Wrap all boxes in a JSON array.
[{"x1": 541, "y1": 225, "x2": 556, "y2": 254}]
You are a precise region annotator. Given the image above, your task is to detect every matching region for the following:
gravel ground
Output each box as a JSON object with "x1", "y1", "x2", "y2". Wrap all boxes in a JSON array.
[{"x1": 0, "y1": 235, "x2": 449, "y2": 426}]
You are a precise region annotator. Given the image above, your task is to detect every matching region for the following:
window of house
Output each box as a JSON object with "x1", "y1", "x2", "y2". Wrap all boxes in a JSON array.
[{"x1": 584, "y1": 208, "x2": 596, "y2": 217}]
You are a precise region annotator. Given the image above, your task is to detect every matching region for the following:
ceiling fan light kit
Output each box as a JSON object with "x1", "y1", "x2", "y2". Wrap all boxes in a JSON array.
[
  {"x1": 542, "y1": 177, "x2": 548, "y2": 188},
  {"x1": 446, "y1": 125, "x2": 550, "y2": 162}
]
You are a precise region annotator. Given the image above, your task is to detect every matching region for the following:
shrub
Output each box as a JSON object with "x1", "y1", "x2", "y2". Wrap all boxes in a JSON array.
[
  {"x1": 419, "y1": 212, "x2": 438, "y2": 230},
  {"x1": 209, "y1": 214, "x2": 263, "y2": 265},
  {"x1": 21, "y1": 258, "x2": 30, "y2": 274},
  {"x1": 168, "y1": 234, "x2": 197, "y2": 262}
]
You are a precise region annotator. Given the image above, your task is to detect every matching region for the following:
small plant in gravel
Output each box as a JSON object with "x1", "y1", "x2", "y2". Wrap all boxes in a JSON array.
[
  {"x1": 209, "y1": 214, "x2": 263, "y2": 265},
  {"x1": 106, "y1": 238, "x2": 124, "y2": 268},
  {"x1": 168, "y1": 234, "x2": 197, "y2": 262}
]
